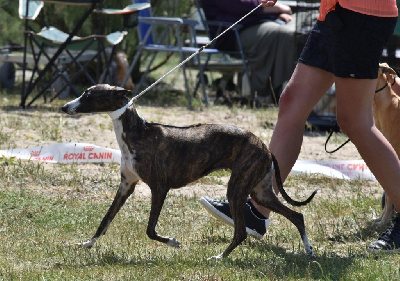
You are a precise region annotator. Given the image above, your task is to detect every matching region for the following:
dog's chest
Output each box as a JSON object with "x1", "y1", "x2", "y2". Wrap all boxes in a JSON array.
[{"x1": 113, "y1": 120, "x2": 140, "y2": 179}]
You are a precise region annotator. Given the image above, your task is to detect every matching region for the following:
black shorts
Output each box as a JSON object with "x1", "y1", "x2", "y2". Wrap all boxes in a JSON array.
[{"x1": 299, "y1": 4, "x2": 397, "y2": 79}]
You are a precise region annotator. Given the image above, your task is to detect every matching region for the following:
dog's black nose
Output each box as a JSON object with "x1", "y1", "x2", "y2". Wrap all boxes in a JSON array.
[{"x1": 61, "y1": 105, "x2": 68, "y2": 113}]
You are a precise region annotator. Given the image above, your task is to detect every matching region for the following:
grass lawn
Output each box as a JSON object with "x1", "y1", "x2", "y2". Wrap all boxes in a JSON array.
[
  {"x1": 1, "y1": 83, "x2": 400, "y2": 280},
  {"x1": 0, "y1": 164, "x2": 399, "y2": 280}
]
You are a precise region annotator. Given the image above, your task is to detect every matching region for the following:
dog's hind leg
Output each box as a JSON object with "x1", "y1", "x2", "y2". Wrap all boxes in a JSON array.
[
  {"x1": 272, "y1": 203, "x2": 313, "y2": 257},
  {"x1": 79, "y1": 175, "x2": 138, "y2": 248},
  {"x1": 251, "y1": 175, "x2": 314, "y2": 256},
  {"x1": 146, "y1": 187, "x2": 180, "y2": 247}
]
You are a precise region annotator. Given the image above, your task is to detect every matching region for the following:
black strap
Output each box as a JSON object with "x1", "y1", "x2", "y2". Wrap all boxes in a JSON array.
[
  {"x1": 375, "y1": 82, "x2": 388, "y2": 94},
  {"x1": 324, "y1": 123, "x2": 351, "y2": 154},
  {"x1": 325, "y1": 65, "x2": 400, "y2": 154}
]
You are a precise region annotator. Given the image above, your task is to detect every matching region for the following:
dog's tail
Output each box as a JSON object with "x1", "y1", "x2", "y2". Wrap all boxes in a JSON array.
[{"x1": 272, "y1": 154, "x2": 318, "y2": 206}]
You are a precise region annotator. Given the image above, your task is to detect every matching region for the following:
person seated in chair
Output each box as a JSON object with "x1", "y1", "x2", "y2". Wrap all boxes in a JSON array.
[{"x1": 201, "y1": 0, "x2": 296, "y2": 104}]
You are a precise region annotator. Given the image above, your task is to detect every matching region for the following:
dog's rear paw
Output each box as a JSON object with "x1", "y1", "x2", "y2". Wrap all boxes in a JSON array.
[
  {"x1": 307, "y1": 246, "x2": 315, "y2": 258},
  {"x1": 77, "y1": 239, "x2": 96, "y2": 248},
  {"x1": 166, "y1": 237, "x2": 180, "y2": 248},
  {"x1": 207, "y1": 253, "x2": 224, "y2": 260}
]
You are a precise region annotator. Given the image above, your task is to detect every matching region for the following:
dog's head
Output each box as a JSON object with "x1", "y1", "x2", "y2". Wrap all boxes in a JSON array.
[
  {"x1": 376, "y1": 63, "x2": 397, "y2": 93},
  {"x1": 61, "y1": 84, "x2": 131, "y2": 115},
  {"x1": 379, "y1": 63, "x2": 397, "y2": 76}
]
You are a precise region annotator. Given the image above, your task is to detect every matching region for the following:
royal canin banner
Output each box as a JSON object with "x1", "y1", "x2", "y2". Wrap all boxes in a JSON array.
[
  {"x1": 0, "y1": 143, "x2": 121, "y2": 164},
  {"x1": 292, "y1": 160, "x2": 376, "y2": 181},
  {"x1": 0, "y1": 143, "x2": 376, "y2": 181}
]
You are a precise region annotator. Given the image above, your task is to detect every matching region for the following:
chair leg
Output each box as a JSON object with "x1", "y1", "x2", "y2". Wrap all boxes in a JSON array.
[
  {"x1": 194, "y1": 55, "x2": 209, "y2": 106},
  {"x1": 180, "y1": 63, "x2": 192, "y2": 107},
  {"x1": 134, "y1": 50, "x2": 159, "y2": 96},
  {"x1": 27, "y1": 39, "x2": 97, "y2": 105},
  {"x1": 22, "y1": 2, "x2": 97, "y2": 107}
]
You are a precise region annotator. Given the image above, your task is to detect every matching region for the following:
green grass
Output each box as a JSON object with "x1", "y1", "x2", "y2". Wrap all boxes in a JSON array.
[
  {"x1": 1, "y1": 87, "x2": 400, "y2": 280},
  {"x1": 0, "y1": 158, "x2": 400, "y2": 280}
]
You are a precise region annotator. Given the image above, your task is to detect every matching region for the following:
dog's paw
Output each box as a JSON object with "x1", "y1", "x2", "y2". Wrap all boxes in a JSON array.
[
  {"x1": 207, "y1": 253, "x2": 224, "y2": 260},
  {"x1": 306, "y1": 246, "x2": 315, "y2": 258},
  {"x1": 77, "y1": 239, "x2": 96, "y2": 248},
  {"x1": 166, "y1": 237, "x2": 180, "y2": 248}
]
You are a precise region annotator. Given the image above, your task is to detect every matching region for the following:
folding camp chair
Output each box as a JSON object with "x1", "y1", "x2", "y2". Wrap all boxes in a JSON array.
[
  {"x1": 20, "y1": 0, "x2": 149, "y2": 108},
  {"x1": 120, "y1": 0, "x2": 223, "y2": 107}
]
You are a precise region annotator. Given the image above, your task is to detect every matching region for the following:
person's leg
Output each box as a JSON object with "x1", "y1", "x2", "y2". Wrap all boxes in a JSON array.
[
  {"x1": 200, "y1": 18, "x2": 335, "y2": 235},
  {"x1": 200, "y1": 63, "x2": 334, "y2": 228},
  {"x1": 334, "y1": 77, "x2": 400, "y2": 252},
  {"x1": 239, "y1": 21, "x2": 295, "y2": 98},
  {"x1": 335, "y1": 77, "x2": 400, "y2": 211},
  {"x1": 250, "y1": 62, "x2": 334, "y2": 216}
]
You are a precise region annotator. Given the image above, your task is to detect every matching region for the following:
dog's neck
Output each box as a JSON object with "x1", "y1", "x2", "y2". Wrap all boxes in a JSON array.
[
  {"x1": 110, "y1": 100, "x2": 147, "y2": 155},
  {"x1": 108, "y1": 100, "x2": 134, "y2": 120},
  {"x1": 109, "y1": 100, "x2": 146, "y2": 128}
]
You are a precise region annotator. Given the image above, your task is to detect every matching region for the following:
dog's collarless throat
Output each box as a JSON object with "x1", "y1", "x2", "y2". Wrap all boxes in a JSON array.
[{"x1": 109, "y1": 100, "x2": 133, "y2": 120}]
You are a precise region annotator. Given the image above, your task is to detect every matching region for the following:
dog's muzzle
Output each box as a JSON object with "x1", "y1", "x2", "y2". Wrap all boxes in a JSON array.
[{"x1": 61, "y1": 98, "x2": 80, "y2": 115}]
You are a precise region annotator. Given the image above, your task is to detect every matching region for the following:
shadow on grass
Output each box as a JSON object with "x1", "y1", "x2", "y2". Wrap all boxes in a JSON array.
[
  {"x1": 57, "y1": 239, "x2": 359, "y2": 280},
  {"x1": 325, "y1": 218, "x2": 385, "y2": 247}
]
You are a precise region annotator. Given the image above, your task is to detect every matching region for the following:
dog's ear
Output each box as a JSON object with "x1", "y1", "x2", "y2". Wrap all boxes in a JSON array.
[
  {"x1": 111, "y1": 86, "x2": 131, "y2": 98},
  {"x1": 379, "y1": 63, "x2": 397, "y2": 75}
]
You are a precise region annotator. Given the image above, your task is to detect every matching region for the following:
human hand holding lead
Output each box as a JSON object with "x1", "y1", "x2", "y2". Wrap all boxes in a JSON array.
[{"x1": 260, "y1": 0, "x2": 277, "y2": 7}]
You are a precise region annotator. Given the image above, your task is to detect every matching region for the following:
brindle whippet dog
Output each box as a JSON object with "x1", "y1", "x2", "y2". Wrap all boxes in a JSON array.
[{"x1": 61, "y1": 84, "x2": 317, "y2": 258}]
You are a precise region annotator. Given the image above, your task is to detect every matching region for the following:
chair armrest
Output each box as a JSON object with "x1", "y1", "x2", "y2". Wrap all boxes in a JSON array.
[
  {"x1": 40, "y1": 0, "x2": 96, "y2": 5},
  {"x1": 138, "y1": 16, "x2": 201, "y2": 49},
  {"x1": 138, "y1": 16, "x2": 184, "y2": 25},
  {"x1": 94, "y1": 3, "x2": 150, "y2": 15},
  {"x1": 19, "y1": 0, "x2": 44, "y2": 20},
  {"x1": 139, "y1": 17, "x2": 200, "y2": 28},
  {"x1": 181, "y1": 18, "x2": 199, "y2": 27}
]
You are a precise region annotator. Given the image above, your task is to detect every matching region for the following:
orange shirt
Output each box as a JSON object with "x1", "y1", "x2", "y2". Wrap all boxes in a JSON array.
[{"x1": 318, "y1": 0, "x2": 398, "y2": 21}]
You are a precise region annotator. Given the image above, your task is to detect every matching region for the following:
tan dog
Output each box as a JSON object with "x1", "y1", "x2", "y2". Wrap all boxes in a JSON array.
[
  {"x1": 114, "y1": 51, "x2": 135, "y2": 91},
  {"x1": 99, "y1": 51, "x2": 135, "y2": 91},
  {"x1": 372, "y1": 63, "x2": 400, "y2": 226}
]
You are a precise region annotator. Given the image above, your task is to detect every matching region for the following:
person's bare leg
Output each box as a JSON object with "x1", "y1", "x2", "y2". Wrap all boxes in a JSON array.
[
  {"x1": 251, "y1": 63, "x2": 334, "y2": 216},
  {"x1": 335, "y1": 77, "x2": 400, "y2": 211}
]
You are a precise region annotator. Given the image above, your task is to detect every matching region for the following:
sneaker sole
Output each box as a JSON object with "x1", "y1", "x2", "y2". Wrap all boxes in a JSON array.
[
  {"x1": 367, "y1": 246, "x2": 400, "y2": 254},
  {"x1": 200, "y1": 197, "x2": 263, "y2": 240}
]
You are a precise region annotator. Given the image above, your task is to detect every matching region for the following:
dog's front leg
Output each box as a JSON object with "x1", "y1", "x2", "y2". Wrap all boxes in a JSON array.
[
  {"x1": 79, "y1": 176, "x2": 138, "y2": 248},
  {"x1": 146, "y1": 187, "x2": 180, "y2": 247}
]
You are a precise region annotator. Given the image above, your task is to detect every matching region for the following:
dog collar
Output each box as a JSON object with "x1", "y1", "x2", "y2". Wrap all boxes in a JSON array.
[{"x1": 108, "y1": 100, "x2": 133, "y2": 120}]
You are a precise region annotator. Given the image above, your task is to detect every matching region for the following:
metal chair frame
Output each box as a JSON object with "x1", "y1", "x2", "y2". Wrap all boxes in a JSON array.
[{"x1": 20, "y1": 0, "x2": 149, "y2": 107}]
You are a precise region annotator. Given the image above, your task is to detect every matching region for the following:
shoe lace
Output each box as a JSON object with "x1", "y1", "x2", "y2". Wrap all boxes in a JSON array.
[
  {"x1": 213, "y1": 199, "x2": 228, "y2": 205},
  {"x1": 379, "y1": 216, "x2": 400, "y2": 242}
]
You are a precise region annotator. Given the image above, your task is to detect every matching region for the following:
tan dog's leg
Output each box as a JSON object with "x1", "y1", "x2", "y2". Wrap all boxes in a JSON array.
[
  {"x1": 373, "y1": 193, "x2": 395, "y2": 227},
  {"x1": 372, "y1": 64, "x2": 398, "y2": 226}
]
